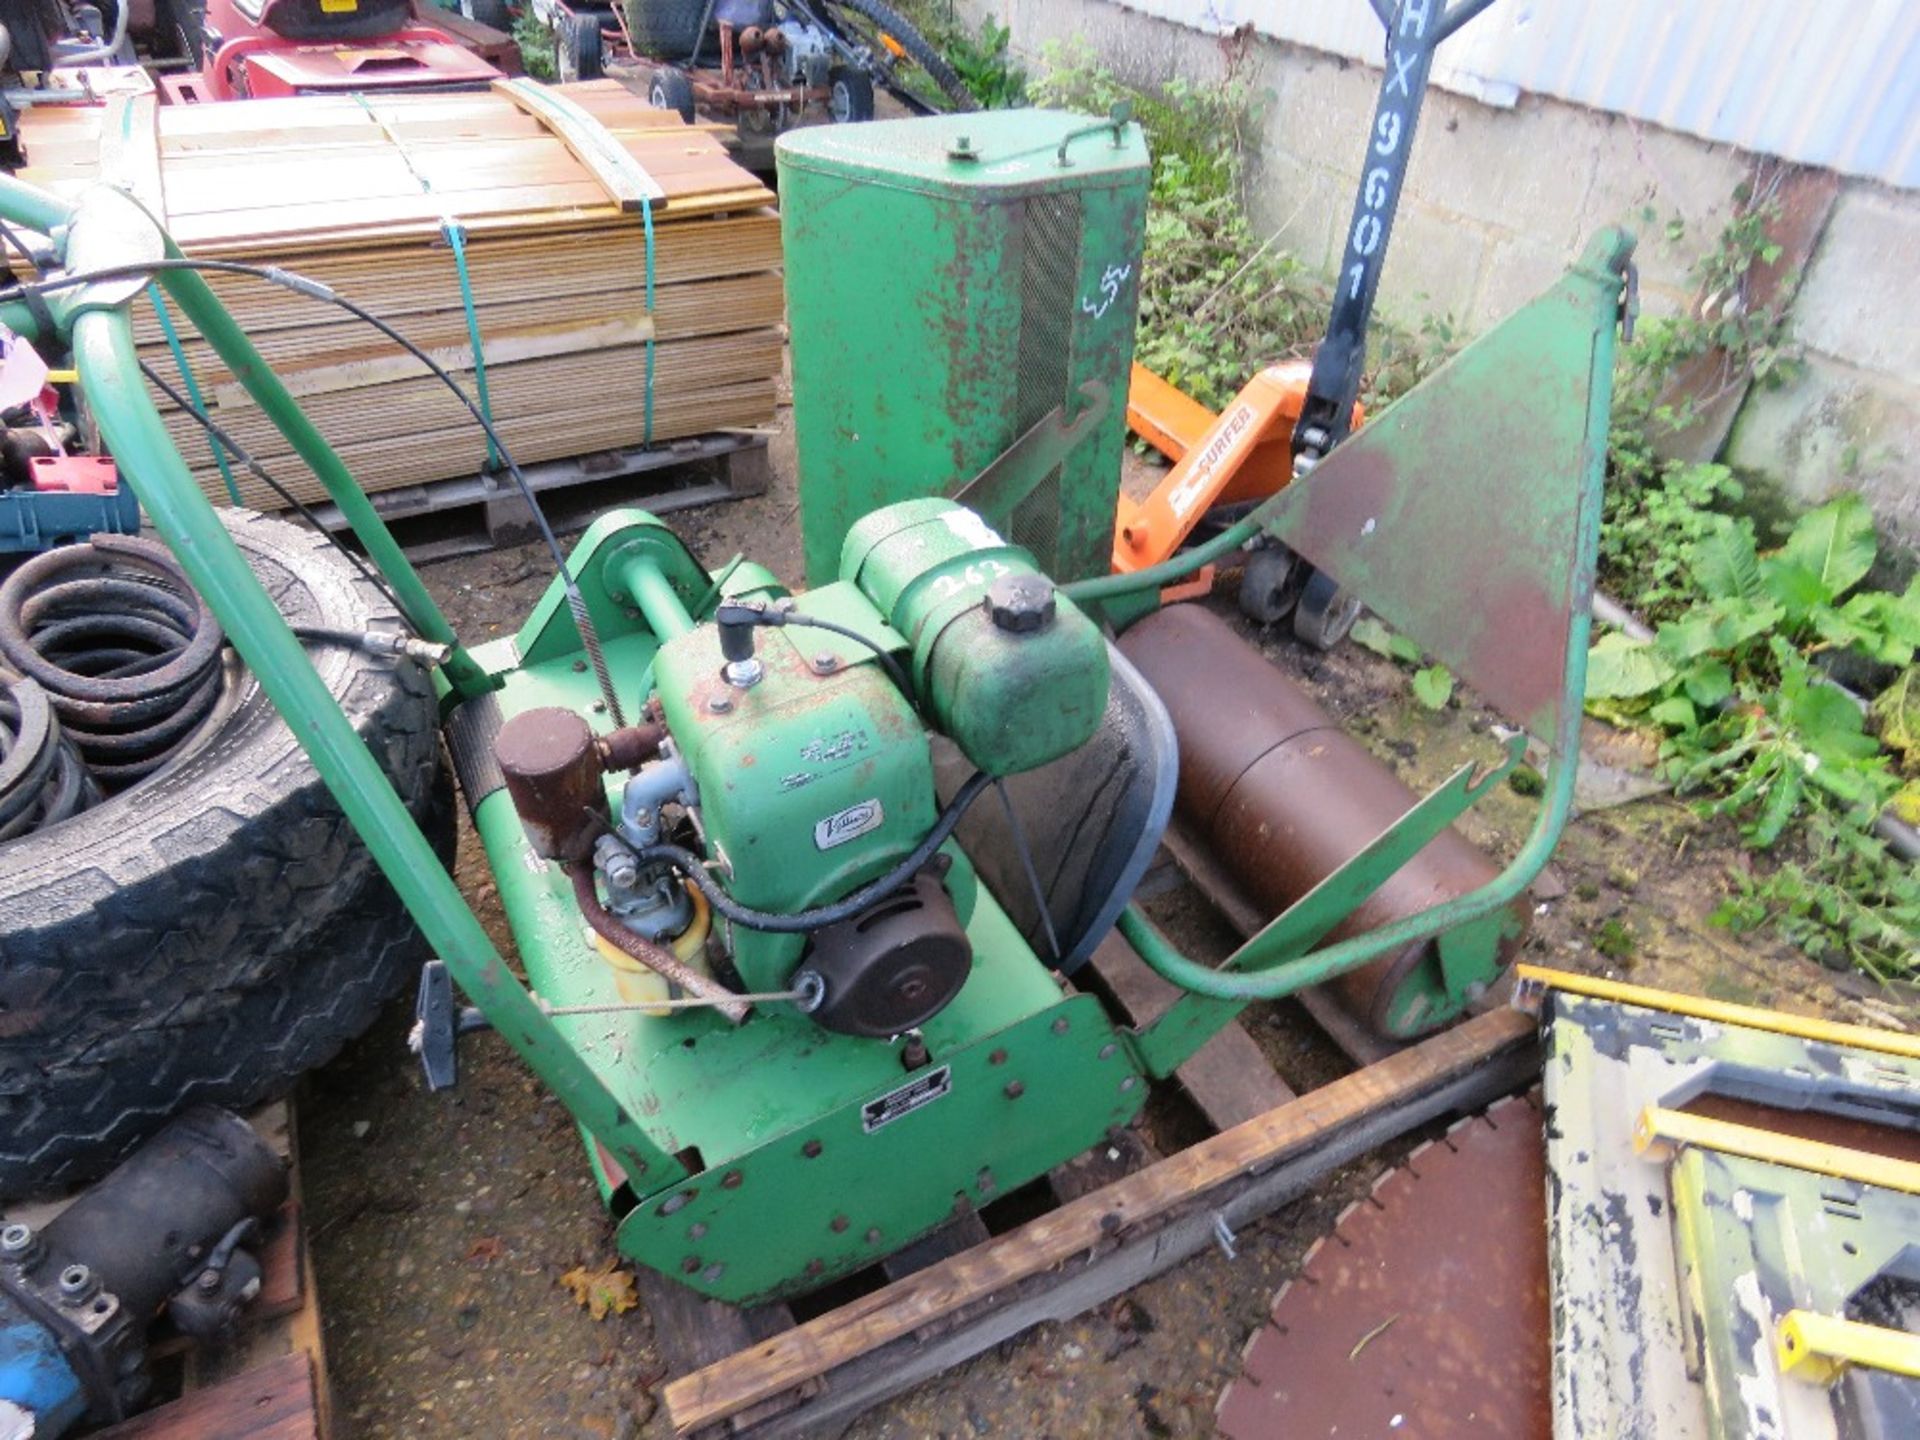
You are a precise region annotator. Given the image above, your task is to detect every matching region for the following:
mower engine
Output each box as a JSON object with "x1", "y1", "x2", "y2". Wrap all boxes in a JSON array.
[
  {"x1": 451, "y1": 498, "x2": 1145, "y2": 1303},
  {"x1": 495, "y1": 499, "x2": 1110, "y2": 1041}
]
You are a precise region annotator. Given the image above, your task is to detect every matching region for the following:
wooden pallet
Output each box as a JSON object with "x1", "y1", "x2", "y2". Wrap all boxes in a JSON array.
[
  {"x1": 645, "y1": 928, "x2": 1542, "y2": 1439},
  {"x1": 307, "y1": 429, "x2": 773, "y2": 562},
  {"x1": 92, "y1": 1102, "x2": 331, "y2": 1440}
]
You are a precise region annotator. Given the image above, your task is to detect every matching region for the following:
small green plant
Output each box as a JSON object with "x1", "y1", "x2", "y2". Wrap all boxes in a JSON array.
[
  {"x1": 514, "y1": 6, "x2": 555, "y2": 80},
  {"x1": 1351, "y1": 617, "x2": 1454, "y2": 712},
  {"x1": 1585, "y1": 494, "x2": 1920, "y2": 979},
  {"x1": 939, "y1": 18, "x2": 1027, "y2": 108}
]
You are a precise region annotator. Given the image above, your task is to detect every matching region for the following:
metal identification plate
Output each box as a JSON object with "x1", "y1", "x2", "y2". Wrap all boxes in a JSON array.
[
  {"x1": 861, "y1": 1066, "x2": 952, "y2": 1133},
  {"x1": 814, "y1": 797, "x2": 884, "y2": 850}
]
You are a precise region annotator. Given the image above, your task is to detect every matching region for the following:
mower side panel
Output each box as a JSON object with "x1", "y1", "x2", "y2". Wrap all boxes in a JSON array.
[{"x1": 612, "y1": 989, "x2": 1145, "y2": 1305}]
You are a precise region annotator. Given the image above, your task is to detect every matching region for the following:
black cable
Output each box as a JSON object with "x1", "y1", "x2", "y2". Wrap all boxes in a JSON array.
[
  {"x1": 0, "y1": 257, "x2": 574, "y2": 580},
  {"x1": 7, "y1": 254, "x2": 627, "y2": 722},
  {"x1": 634, "y1": 770, "x2": 994, "y2": 933},
  {"x1": 783, "y1": 613, "x2": 915, "y2": 698},
  {"x1": 137, "y1": 359, "x2": 420, "y2": 629},
  {"x1": 994, "y1": 778, "x2": 1061, "y2": 963}
]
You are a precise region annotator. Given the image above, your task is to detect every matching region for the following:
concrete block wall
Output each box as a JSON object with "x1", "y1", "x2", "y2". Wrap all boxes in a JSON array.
[{"x1": 958, "y1": 0, "x2": 1920, "y2": 551}]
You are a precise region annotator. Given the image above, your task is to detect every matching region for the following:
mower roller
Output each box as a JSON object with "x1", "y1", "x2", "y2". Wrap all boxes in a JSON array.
[{"x1": 0, "y1": 127, "x2": 1629, "y2": 1310}]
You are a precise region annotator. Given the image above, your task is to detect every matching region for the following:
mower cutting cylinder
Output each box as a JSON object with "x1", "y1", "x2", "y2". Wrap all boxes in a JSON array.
[{"x1": 1120, "y1": 604, "x2": 1527, "y2": 1037}]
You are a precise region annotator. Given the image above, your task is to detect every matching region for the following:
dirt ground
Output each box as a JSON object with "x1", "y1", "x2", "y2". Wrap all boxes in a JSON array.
[{"x1": 301, "y1": 407, "x2": 1904, "y2": 1440}]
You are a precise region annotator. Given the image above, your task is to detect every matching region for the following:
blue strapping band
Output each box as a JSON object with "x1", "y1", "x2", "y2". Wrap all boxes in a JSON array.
[
  {"x1": 441, "y1": 218, "x2": 500, "y2": 471},
  {"x1": 350, "y1": 92, "x2": 498, "y2": 471},
  {"x1": 641, "y1": 194, "x2": 656, "y2": 447},
  {"x1": 150, "y1": 286, "x2": 241, "y2": 506}
]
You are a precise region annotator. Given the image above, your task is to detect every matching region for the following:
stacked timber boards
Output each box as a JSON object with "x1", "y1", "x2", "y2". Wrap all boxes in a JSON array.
[{"x1": 17, "y1": 82, "x2": 783, "y2": 510}]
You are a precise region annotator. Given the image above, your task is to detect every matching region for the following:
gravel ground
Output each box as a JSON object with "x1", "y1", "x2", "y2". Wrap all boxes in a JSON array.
[{"x1": 302, "y1": 407, "x2": 1891, "y2": 1439}]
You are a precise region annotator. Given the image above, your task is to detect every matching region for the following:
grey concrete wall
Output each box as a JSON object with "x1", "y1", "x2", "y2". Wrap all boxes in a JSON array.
[{"x1": 958, "y1": 0, "x2": 1920, "y2": 549}]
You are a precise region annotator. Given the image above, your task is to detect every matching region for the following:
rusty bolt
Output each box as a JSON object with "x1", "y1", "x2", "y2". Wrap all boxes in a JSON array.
[
  {"x1": 1004, "y1": 1080, "x2": 1025, "y2": 1099},
  {"x1": 721, "y1": 1170, "x2": 744, "y2": 1190},
  {"x1": 830, "y1": 1215, "x2": 850, "y2": 1234},
  {"x1": 681, "y1": 1256, "x2": 701, "y2": 1275},
  {"x1": 571, "y1": 659, "x2": 588, "y2": 673},
  {"x1": 802, "y1": 1139, "x2": 823, "y2": 1159},
  {"x1": 1051, "y1": 1017, "x2": 1070, "y2": 1035},
  {"x1": 806, "y1": 1258, "x2": 825, "y2": 1276},
  {"x1": 988, "y1": 1048, "x2": 1008, "y2": 1066}
]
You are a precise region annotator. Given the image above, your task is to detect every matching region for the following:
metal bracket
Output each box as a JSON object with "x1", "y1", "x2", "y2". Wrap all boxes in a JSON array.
[{"x1": 949, "y1": 380, "x2": 1110, "y2": 526}]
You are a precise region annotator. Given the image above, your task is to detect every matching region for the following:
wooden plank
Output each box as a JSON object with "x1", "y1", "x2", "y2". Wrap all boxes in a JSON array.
[
  {"x1": 664, "y1": 1006, "x2": 1541, "y2": 1434},
  {"x1": 94, "y1": 1352, "x2": 317, "y2": 1440},
  {"x1": 1086, "y1": 931, "x2": 1298, "y2": 1129},
  {"x1": 491, "y1": 77, "x2": 666, "y2": 210},
  {"x1": 206, "y1": 313, "x2": 656, "y2": 410}
]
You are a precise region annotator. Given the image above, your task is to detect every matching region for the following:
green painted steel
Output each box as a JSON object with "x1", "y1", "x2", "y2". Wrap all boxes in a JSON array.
[
  {"x1": 1114, "y1": 231, "x2": 1633, "y2": 1054},
  {"x1": 652, "y1": 579, "x2": 939, "y2": 995},
  {"x1": 4, "y1": 164, "x2": 1636, "y2": 1305},
  {"x1": 779, "y1": 111, "x2": 1150, "y2": 587},
  {"x1": 67, "y1": 308, "x2": 681, "y2": 1189},
  {"x1": 1121, "y1": 738, "x2": 1522, "y2": 1076},
  {"x1": 613, "y1": 991, "x2": 1145, "y2": 1304},
  {"x1": 842, "y1": 498, "x2": 1109, "y2": 777}
]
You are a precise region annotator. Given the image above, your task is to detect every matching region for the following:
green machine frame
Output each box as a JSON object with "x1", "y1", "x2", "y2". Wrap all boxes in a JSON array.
[{"x1": 0, "y1": 167, "x2": 1631, "y2": 1303}]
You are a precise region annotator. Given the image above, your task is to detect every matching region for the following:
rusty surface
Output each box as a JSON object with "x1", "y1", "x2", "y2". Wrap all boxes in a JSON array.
[
  {"x1": 1216, "y1": 1092, "x2": 1550, "y2": 1440},
  {"x1": 566, "y1": 864, "x2": 751, "y2": 1025},
  {"x1": 494, "y1": 704, "x2": 606, "y2": 863},
  {"x1": 1122, "y1": 604, "x2": 1526, "y2": 1034},
  {"x1": 595, "y1": 720, "x2": 667, "y2": 774}
]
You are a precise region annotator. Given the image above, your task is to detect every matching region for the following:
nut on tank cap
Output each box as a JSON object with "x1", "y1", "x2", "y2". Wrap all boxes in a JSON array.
[{"x1": 985, "y1": 573, "x2": 1056, "y2": 634}]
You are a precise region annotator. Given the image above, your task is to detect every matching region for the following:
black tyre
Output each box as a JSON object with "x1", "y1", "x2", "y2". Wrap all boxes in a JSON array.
[
  {"x1": 648, "y1": 67, "x2": 697, "y2": 123},
  {"x1": 827, "y1": 65, "x2": 875, "y2": 122},
  {"x1": 159, "y1": 0, "x2": 207, "y2": 65},
  {"x1": 556, "y1": 8, "x2": 605, "y2": 82},
  {"x1": 1238, "y1": 542, "x2": 1305, "y2": 625},
  {"x1": 464, "y1": 0, "x2": 513, "y2": 31},
  {"x1": 820, "y1": 0, "x2": 976, "y2": 112},
  {"x1": 0, "y1": 511, "x2": 451, "y2": 1199},
  {"x1": 1292, "y1": 567, "x2": 1363, "y2": 650}
]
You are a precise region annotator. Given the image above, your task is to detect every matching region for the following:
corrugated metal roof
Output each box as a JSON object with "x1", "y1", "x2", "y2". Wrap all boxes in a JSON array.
[{"x1": 1111, "y1": 0, "x2": 1920, "y2": 188}]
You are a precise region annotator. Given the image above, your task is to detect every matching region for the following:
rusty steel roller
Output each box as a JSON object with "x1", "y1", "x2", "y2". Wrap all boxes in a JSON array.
[{"x1": 1120, "y1": 603, "x2": 1528, "y2": 1038}]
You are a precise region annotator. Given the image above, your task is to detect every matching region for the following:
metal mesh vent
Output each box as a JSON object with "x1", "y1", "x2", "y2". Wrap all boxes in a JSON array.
[
  {"x1": 1014, "y1": 192, "x2": 1082, "y2": 437},
  {"x1": 1009, "y1": 191, "x2": 1083, "y2": 570},
  {"x1": 1010, "y1": 465, "x2": 1063, "y2": 562}
]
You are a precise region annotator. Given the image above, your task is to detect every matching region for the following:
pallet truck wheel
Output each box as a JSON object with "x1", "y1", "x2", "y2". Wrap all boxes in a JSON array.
[
  {"x1": 1238, "y1": 543, "x2": 1306, "y2": 625},
  {"x1": 828, "y1": 66, "x2": 876, "y2": 123},
  {"x1": 1293, "y1": 567, "x2": 1364, "y2": 650},
  {"x1": 649, "y1": 68, "x2": 697, "y2": 123},
  {"x1": 556, "y1": 10, "x2": 603, "y2": 82}
]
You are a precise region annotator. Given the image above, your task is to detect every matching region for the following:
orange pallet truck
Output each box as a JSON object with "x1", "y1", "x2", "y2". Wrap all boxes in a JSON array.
[
  {"x1": 1113, "y1": 360, "x2": 1360, "y2": 611},
  {"x1": 1112, "y1": 0, "x2": 1496, "y2": 647}
]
